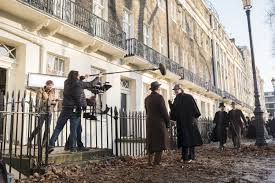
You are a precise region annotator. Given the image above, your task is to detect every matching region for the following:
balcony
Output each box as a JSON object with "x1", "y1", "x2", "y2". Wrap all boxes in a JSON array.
[
  {"x1": 125, "y1": 38, "x2": 182, "y2": 79},
  {"x1": 0, "y1": 0, "x2": 126, "y2": 57},
  {"x1": 221, "y1": 90, "x2": 254, "y2": 111},
  {"x1": 181, "y1": 67, "x2": 222, "y2": 98},
  {"x1": 125, "y1": 39, "x2": 252, "y2": 110}
]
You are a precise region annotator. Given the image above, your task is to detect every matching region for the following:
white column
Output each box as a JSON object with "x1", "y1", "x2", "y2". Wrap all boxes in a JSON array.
[
  {"x1": 135, "y1": 77, "x2": 143, "y2": 111},
  {"x1": 40, "y1": 45, "x2": 47, "y2": 74}
]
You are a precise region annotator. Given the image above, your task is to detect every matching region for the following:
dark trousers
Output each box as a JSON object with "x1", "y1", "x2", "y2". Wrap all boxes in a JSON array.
[
  {"x1": 65, "y1": 121, "x2": 84, "y2": 149},
  {"x1": 49, "y1": 108, "x2": 80, "y2": 150},
  {"x1": 182, "y1": 147, "x2": 195, "y2": 161},
  {"x1": 148, "y1": 151, "x2": 163, "y2": 165},
  {"x1": 231, "y1": 126, "x2": 241, "y2": 148},
  {"x1": 29, "y1": 112, "x2": 52, "y2": 145}
]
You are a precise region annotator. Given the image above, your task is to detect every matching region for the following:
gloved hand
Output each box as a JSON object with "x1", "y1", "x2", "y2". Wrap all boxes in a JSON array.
[
  {"x1": 166, "y1": 121, "x2": 170, "y2": 129},
  {"x1": 82, "y1": 106, "x2": 87, "y2": 112}
]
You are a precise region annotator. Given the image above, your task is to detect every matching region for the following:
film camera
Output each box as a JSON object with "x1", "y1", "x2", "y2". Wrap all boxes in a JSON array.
[
  {"x1": 87, "y1": 81, "x2": 112, "y2": 95},
  {"x1": 83, "y1": 81, "x2": 112, "y2": 120}
]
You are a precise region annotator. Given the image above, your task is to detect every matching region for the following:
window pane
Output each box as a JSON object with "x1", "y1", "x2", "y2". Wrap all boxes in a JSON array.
[
  {"x1": 123, "y1": 10, "x2": 131, "y2": 39},
  {"x1": 93, "y1": 1, "x2": 104, "y2": 18},
  {"x1": 47, "y1": 54, "x2": 55, "y2": 73},
  {"x1": 47, "y1": 54, "x2": 65, "y2": 76}
]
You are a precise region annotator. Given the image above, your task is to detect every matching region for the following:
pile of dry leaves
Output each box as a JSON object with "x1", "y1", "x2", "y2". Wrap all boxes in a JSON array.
[{"x1": 19, "y1": 143, "x2": 275, "y2": 183}]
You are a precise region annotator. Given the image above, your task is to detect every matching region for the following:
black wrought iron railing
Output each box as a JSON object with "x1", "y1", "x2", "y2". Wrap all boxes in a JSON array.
[
  {"x1": 126, "y1": 39, "x2": 251, "y2": 102},
  {"x1": 126, "y1": 38, "x2": 183, "y2": 76},
  {"x1": 0, "y1": 89, "x2": 218, "y2": 180},
  {"x1": 126, "y1": 39, "x2": 227, "y2": 98},
  {"x1": 182, "y1": 67, "x2": 207, "y2": 88},
  {"x1": 18, "y1": 0, "x2": 126, "y2": 50}
]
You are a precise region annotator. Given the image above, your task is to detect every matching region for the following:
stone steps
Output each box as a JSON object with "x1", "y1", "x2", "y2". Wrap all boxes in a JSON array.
[{"x1": 2, "y1": 148, "x2": 113, "y2": 177}]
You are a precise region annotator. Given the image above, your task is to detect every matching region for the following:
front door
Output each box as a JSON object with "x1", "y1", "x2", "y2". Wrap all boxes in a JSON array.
[
  {"x1": 120, "y1": 93, "x2": 127, "y2": 136},
  {"x1": 0, "y1": 68, "x2": 6, "y2": 94}
]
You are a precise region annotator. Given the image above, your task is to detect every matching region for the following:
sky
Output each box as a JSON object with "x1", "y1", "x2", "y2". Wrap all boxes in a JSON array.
[{"x1": 209, "y1": 0, "x2": 275, "y2": 92}]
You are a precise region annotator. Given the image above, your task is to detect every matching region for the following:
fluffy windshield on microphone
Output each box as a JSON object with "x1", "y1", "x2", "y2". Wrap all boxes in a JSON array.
[{"x1": 158, "y1": 63, "x2": 166, "y2": 76}]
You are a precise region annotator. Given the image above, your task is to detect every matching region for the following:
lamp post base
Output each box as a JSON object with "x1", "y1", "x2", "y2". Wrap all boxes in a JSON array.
[
  {"x1": 255, "y1": 140, "x2": 267, "y2": 147},
  {"x1": 254, "y1": 108, "x2": 267, "y2": 147}
]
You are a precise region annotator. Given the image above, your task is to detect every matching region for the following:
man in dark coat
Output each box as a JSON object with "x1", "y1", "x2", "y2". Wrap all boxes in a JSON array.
[
  {"x1": 228, "y1": 102, "x2": 246, "y2": 149},
  {"x1": 170, "y1": 85, "x2": 203, "y2": 163},
  {"x1": 268, "y1": 115, "x2": 275, "y2": 137},
  {"x1": 247, "y1": 116, "x2": 256, "y2": 139},
  {"x1": 145, "y1": 81, "x2": 170, "y2": 166},
  {"x1": 213, "y1": 103, "x2": 229, "y2": 151}
]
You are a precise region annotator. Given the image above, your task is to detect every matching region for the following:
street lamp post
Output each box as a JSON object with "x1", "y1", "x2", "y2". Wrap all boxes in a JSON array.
[
  {"x1": 242, "y1": 0, "x2": 267, "y2": 146},
  {"x1": 271, "y1": 78, "x2": 275, "y2": 92}
]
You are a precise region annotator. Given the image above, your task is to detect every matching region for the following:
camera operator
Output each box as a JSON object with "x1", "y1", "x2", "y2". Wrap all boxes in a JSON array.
[
  {"x1": 48, "y1": 70, "x2": 85, "y2": 153},
  {"x1": 64, "y1": 74, "x2": 102, "y2": 151}
]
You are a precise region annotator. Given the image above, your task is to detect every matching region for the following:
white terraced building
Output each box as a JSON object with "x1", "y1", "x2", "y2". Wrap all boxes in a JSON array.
[{"x1": 0, "y1": 0, "x2": 267, "y2": 121}]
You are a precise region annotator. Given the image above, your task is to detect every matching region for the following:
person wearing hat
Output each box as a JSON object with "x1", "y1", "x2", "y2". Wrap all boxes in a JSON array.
[
  {"x1": 169, "y1": 85, "x2": 202, "y2": 163},
  {"x1": 212, "y1": 103, "x2": 229, "y2": 151},
  {"x1": 145, "y1": 81, "x2": 170, "y2": 166},
  {"x1": 228, "y1": 102, "x2": 246, "y2": 149},
  {"x1": 267, "y1": 114, "x2": 275, "y2": 137},
  {"x1": 168, "y1": 84, "x2": 182, "y2": 111},
  {"x1": 168, "y1": 84, "x2": 183, "y2": 148}
]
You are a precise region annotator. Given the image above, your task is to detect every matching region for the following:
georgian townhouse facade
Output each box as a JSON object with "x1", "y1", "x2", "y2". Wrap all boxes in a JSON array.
[{"x1": 0, "y1": 0, "x2": 265, "y2": 118}]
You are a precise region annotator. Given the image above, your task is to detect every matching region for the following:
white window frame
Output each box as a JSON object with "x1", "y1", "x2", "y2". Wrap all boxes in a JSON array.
[
  {"x1": 186, "y1": 16, "x2": 194, "y2": 39},
  {"x1": 120, "y1": 79, "x2": 131, "y2": 113},
  {"x1": 143, "y1": 24, "x2": 152, "y2": 46},
  {"x1": 172, "y1": 43, "x2": 179, "y2": 63},
  {"x1": 181, "y1": 10, "x2": 186, "y2": 32},
  {"x1": 47, "y1": 54, "x2": 66, "y2": 76},
  {"x1": 159, "y1": 35, "x2": 165, "y2": 55},
  {"x1": 93, "y1": 0, "x2": 104, "y2": 18},
  {"x1": 0, "y1": 44, "x2": 16, "y2": 60},
  {"x1": 123, "y1": 8, "x2": 134, "y2": 39},
  {"x1": 201, "y1": 101, "x2": 206, "y2": 117},
  {"x1": 157, "y1": 0, "x2": 165, "y2": 10},
  {"x1": 52, "y1": 0, "x2": 75, "y2": 22},
  {"x1": 170, "y1": 0, "x2": 177, "y2": 22}
]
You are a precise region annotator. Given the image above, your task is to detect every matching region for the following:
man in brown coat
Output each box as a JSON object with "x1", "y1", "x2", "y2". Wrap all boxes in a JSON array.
[
  {"x1": 228, "y1": 102, "x2": 246, "y2": 149},
  {"x1": 145, "y1": 81, "x2": 170, "y2": 166}
]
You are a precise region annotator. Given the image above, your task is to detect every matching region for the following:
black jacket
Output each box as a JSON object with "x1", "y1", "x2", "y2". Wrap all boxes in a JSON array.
[
  {"x1": 212, "y1": 111, "x2": 229, "y2": 143},
  {"x1": 228, "y1": 109, "x2": 246, "y2": 129},
  {"x1": 170, "y1": 93, "x2": 203, "y2": 148},
  {"x1": 63, "y1": 80, "x2": 82, "y2": 109},
  {"x1": 80, "y1": 77, "x2": 99, "y2": 108}
]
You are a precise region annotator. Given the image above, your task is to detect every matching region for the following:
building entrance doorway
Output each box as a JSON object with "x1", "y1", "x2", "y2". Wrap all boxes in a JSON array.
[{"x1": 0, "y1": 68, "x2": 6, "y2": 94}]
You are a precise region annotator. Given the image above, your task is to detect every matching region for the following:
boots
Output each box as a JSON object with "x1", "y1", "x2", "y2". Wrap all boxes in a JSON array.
[
  {"x1": 148, "y1": 154, "x2": 153, "y2": 166},
  {"x1": 153, "y1": 152, "x2": 163, "y2": 165}
]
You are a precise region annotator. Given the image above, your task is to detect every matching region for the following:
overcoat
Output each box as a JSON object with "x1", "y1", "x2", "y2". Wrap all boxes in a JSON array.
[
  {"x1": 212, "y1": 111, "x2": 229, "y2": 143},
  {"x1": 145, "y1": 91, "x2": 170, "y2": 153},
  {"x1": 170, "y1": 93, "x2": 203, "y2": 148},
  {"x1": 228, "y1": 109, "x2": 246, "y2": 137}
]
